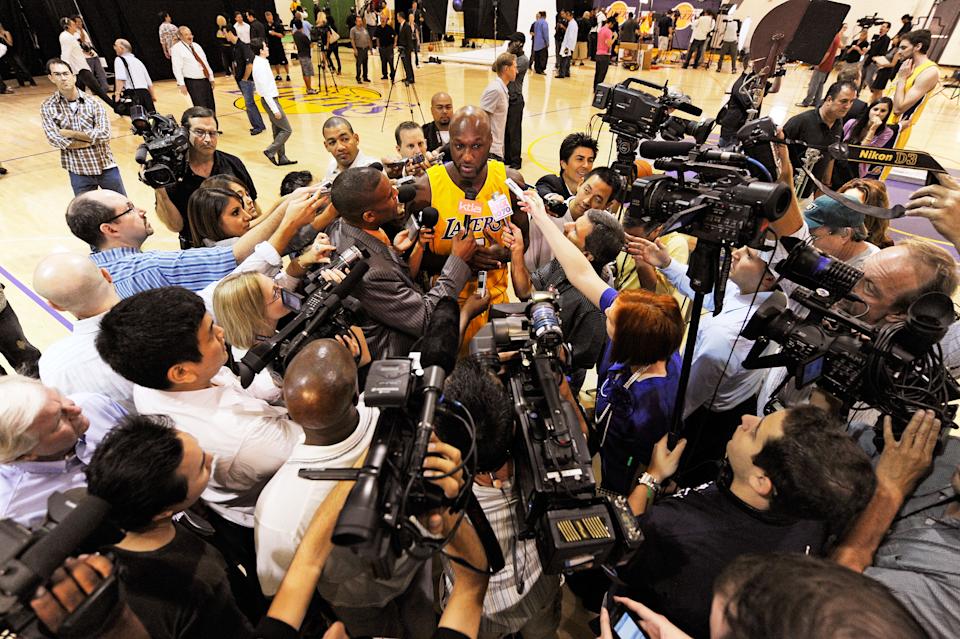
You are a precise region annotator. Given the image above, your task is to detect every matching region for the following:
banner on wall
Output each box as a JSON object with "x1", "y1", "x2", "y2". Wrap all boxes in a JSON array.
[{"x1": 591, "y1": 1, "x2": 720, "y2": 49}]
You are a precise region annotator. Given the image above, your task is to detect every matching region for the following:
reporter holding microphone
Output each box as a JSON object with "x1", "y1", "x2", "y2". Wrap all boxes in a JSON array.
[{"x1": 517, "y1": 190, "x2": 685, "y2": 496}]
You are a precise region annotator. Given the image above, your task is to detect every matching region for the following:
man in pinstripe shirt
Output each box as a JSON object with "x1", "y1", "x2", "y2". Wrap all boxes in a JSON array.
[{"x1": 65, "y1": 187, "x2": 325, "y2": 298}]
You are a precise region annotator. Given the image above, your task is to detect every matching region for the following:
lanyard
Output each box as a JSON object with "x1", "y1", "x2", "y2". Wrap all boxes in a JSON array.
[{"x1": 597, "y1": 365, "x2": 649, "y2": 449}]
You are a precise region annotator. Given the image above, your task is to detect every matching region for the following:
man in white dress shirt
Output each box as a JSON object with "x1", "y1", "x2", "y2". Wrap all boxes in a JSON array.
[
  {"x1": 682, "y1": 9, "x2": 716, "y2": 70},
  {"x1": 479, "y1": 53, "x2": 516, "y2": 160},
  {"x1": 322, "y1": 116, "x2": 378, "y2": 182},
  {"x1": 0, "y1": 375, "x2": 125, "y2": 527},
  {"x1": 33, "y1": 252, "x2": 134, "y2": 413},
  {"x1": 170, "y1": 26, "x2": 216, "y2": 112},
  {"x1": 95, "y1": 285, "x2": 302, "y2": 608},
  {"x1": 112, "y1": 39, "x2": 156, "y2": 113},
  {"x1": 250, "y1": 37, "x2": 296, "y2": 166},
  {"x1": 57, "y1": 16, "x2": 114, "y2": 108},
  {"x1": 233, "y1": 11, "x2": 251, "y2": 43},
  {"x1": 255, "y1": 339, "x2": 377, "y2": 597}
]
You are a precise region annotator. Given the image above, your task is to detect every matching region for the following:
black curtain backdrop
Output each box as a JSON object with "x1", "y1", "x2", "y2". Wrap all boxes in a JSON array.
[
  {"x1": 420, "y1": 0, "x2": 448, "y2": 38},
  {"x1": 3, "y1": 0, "x2": 279, "y2": 83},
  {"x1": 462, "y1": 0, "x2": 519, "y2": 40}
]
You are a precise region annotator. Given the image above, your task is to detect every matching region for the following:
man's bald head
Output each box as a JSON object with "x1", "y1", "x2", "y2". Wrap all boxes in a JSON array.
[
  {"x1": 283, "y1": 339, "x2": 358, "y2": 436},
  {"x1": 430, "y1": 92, "x2": 454, "y2": 128},
  {"x1": 449, "y1": 106, "x2": 491, "y2": 139},
  {"x1": 33, "y1": 252, "x2": 117, "y2": 318}
]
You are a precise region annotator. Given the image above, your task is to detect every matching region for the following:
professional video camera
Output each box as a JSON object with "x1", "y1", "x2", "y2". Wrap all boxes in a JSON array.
[
  {"x1": 857, "y1": 13, "x2": 884, "y2": 29},
  {"x1": 742, "y1": 238, "x2": 960, "y2": 447},
  {"x1": 129, "y1": 105, "x2": 189, "y2": 189},
  {"x1": 469, "y1": 292, "x2": 644, "y2": 575},
  {"x1": 1, "y1": 492, "x2": 120, "y2": 638},
  {"x1": 298, "y1": 298, "x2": 506, "y2": 579},
  {"x1": 593, "y1": 77, "x2": 704, "y2": 141},
  {"x1": 237, "y1": 248, "x2": 370, "y2": 387}
]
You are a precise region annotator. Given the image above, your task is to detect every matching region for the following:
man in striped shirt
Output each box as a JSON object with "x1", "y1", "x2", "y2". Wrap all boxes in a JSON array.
[
  {"x1": 64, "y1": 187, "x2": 325, "y2": 298},
  {"x1": 40, "y1": 58, "x2": 125, "y2": 196}
]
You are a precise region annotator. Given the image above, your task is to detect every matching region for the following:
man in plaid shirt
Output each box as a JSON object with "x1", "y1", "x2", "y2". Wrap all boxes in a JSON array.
[{"x1": 40, "y1": 58, "x2": 126, "y2": 196}]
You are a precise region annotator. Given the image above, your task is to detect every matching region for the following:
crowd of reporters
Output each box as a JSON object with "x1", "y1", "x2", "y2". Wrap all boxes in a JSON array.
[{"x1": 3, "y1": 78, "x2": 960, "y2": 639}]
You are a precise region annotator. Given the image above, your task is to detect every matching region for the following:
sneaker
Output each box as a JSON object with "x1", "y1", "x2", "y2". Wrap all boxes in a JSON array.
[
  {"x1": 285, "y1": 75, "x2": 290, "y2": 81},
  {"x1": 274, "y1": 74, "x2": 281, "y2": 81}
]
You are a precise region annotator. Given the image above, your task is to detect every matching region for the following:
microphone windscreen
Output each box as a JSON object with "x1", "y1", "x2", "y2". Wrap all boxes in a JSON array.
[
  {"x1": 398, "y1": 184, "x2": 417, "y2": 203},
  {"x1": 639, "y1": 140, "x2": 696, "y2": 159},
  {"x1": 420, "y1": 206, "x2": 440, "y2": 228},
  {"x1": 420, "y1": 297, "x2": 461, "y2": 374},
  {"x1": 674, "y1": 101, "x2": 704, "y2": 117},
  {"x1": 20, "y1": 494, "x2": 110, "y2": 582},
  {"x1": 368, "y1": 161, "x2": 385, "y2": 172}
]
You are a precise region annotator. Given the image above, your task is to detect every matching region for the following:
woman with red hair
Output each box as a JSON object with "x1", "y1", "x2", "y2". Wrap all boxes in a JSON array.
[{"x1": 519, "y1": 192, "x2": 685, "y2": 495}]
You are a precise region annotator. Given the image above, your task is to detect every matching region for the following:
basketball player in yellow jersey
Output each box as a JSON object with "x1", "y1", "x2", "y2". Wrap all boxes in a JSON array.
[
  {"x1": 885, "y1": 29, "x2": 939, "y2": 156},
  {"x1": 409, "y1": 107, "x2": 529, "y2": 344}
]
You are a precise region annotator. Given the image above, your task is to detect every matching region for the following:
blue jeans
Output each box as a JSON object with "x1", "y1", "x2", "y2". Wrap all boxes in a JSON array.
[
  {"x1": 68, "y1": 166, "x2": 126, "y2": 196},
  {"x1": 237, "y1": 79, "x2": 266, "y2": 132}
]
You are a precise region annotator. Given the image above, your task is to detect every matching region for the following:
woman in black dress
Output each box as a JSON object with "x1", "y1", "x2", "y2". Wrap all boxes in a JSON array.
[
  {"x1": 264, "y1": 10, "x2": 289, "y2": 81},
  {"x1": 869, "y1": 35, "x2": 903, "y2": 103}
]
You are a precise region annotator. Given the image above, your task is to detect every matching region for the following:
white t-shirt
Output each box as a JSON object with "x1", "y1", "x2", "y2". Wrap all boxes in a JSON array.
[
  {"x1": 692, "y1": 16, "x2": 715, "y2": 41},
  {"x1": 235, "y1": 22, "x2": 251, "y2": 43},
  {"x1": 254, "y1": 399, "x2": 378, "y2": 595}
]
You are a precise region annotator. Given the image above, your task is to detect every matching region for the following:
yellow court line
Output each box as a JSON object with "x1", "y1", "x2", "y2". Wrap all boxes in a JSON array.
[
  {"x1": 527, "y1": 131, "x2": 565, "y2": 174},
  {"x1": 888, "y1": 226, "x2": 955, "y2": 248}
]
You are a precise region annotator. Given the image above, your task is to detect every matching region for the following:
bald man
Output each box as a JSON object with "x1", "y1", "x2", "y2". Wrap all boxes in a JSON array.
[
  {"x1": 254, "y1": 339, "x2": 377, "y2": 597},
  {"x1": 170, "y1": 26, "x2": 216, "y2": 111},
  {"x1": 33, "y1": 252, "x2": 134, "y2": 412},
  {"x1": 422, "y1": 92, "x2": 453, "y2": 151},
  {"x1": 409, "y1": 106, "x2": 529, "y2": 345}
]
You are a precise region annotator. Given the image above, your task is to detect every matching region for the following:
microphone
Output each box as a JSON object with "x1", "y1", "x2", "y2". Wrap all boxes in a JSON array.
[
  {"x1": 672, "y1": 100, "x2": 703, "y2": 117},
  {"x1": 405, "y1": 206, "x2": 439, "y2": 241},
  {"x1": 639, "y1": 140, "x2": 696, "y2": 159},
  {"x1": 398, "y1": 183, "x2": 417, "y2": 204},
  {"x1": 367, "y1": 161, "x2": 385, "y2": 172},
  {"x1": 410, "y1": 297, "x2": 461, "y2": 473}
]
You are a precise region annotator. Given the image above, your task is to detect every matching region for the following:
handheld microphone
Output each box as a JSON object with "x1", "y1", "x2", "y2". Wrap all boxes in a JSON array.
[
  {"x1": 398, "y1": 183, "x2": 417, "y2": 204},
  {"x1": 405, "y1": 206, "x2": 440, "y2": 241}
]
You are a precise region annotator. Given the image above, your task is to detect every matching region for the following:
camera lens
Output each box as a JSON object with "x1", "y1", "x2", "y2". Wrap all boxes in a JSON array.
[{"x1": 529, "y1": 301, "x2": 563, "y2": 347}]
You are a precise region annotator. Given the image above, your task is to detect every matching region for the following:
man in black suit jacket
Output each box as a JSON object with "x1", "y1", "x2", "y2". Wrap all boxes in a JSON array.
[
  {"x1": 326, "y1": 166, "x2": 474, "y2": 359},
  {"x1": 397, "y1": 10, "x2": 416, "y2": 84},
  {"x1": 246, "y1": 11, "x2": 267, "y2": 41}
]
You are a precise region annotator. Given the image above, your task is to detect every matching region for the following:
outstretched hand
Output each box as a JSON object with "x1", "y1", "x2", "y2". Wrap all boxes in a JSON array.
[{"x1": 876, "y1": 409, "x2": 940, "y2": 502}]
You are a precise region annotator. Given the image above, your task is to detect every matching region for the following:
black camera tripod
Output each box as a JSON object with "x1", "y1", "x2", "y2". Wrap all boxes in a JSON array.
[{"x1": 381, "y1": 45, "x2": 425, "y2": 130}]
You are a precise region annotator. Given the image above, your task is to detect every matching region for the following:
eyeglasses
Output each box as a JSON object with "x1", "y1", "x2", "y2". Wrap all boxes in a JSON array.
[
  {"x1": 191, "y1": 129, "x2": 223, "y2": 139},
  {"x1": 271, "y1": 285, "x2": 282, "y2": 302},
  {"x1": 103, "y1": 203, "x2": 137, "y2": 224}
]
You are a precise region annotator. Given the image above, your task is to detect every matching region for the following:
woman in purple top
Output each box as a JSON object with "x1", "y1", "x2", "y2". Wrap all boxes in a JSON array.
[{"x1": 842, "y1": 97, "x2": 896, "y2": 179}]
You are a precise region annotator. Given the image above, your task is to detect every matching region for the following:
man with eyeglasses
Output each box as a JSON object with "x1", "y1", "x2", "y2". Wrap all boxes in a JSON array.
[
  {"x1": 170, "y1": 26, "x2": 216, "y2": 112},
  {"x1": 40, "y1": 58, "x2": 126, "y2": 196},
  {"x1": 155, "y1": 106, "x2": 260, "y2": 248},
  {"x1": 65, "y1": 186, "x2": 326, "y2": 299}
]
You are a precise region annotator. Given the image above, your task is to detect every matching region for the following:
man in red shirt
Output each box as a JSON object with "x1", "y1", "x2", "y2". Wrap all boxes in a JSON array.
[{"x1": 798, "y1": 27, "x2": 844, "y2": 107}]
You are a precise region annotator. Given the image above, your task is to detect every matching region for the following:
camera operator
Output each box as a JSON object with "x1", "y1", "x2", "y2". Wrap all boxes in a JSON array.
[
  {"x1": 95, "y1": 286, "x2": 306, "y2": 617},
  {"x1": 803, "y1": 194, "x2": 880, "y2": 269},
  {"x1": 833, "y1": 409, "x2": 960, "y2": 639},
  {"x1": 517, "y1": 191, "x2": 683, "y2": 495},
  {"x1": 85, "y1": 414, "x2": 257, "y2": 634},
  {"x1": 437, "y1": 357, "x2": 564, "y2": 638},
  {"x1": 503, "y1": 209, "x2": 624, "y2": 391},
  {"x1": 326, "y1": 166, "x2": 475, "y2": 359},
  {"x1": 0, "y1": 375, "x2": 125, "y2": 527},
  {"x1": 630, "y1": 237, "x2": 779, "y2": 486},
  {"x1": 615, "y1": 406, "x2": 875, "y2": 637},
  {"x1": 154, "y1": 107, "x2": 261, "y2": 248},
  {"x1": 603, "y1": 552, "x2": 928, "y2": 639},
  {"x1": 254, "y1": 339, "x2": 377, "y2": 597}
]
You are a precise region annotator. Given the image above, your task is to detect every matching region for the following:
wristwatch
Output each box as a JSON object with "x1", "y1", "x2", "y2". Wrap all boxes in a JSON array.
[{"x1": 637, "y1": 472, "x2": 662, "y2": 498}]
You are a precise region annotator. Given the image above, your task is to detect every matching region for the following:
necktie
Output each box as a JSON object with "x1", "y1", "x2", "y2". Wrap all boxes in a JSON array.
[{"x1": 188, "y1": 44, "x2": 211, "y2": 80}]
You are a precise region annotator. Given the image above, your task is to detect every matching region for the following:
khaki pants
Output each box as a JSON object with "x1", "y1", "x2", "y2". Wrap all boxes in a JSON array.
[{"x1": 574, "y1": 41, "x2": 587, "y2": 63}]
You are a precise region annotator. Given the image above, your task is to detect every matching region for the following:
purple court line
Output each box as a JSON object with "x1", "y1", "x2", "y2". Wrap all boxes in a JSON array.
[{"x1": 0, "y1": 264, "x2": 73, "y2": 332}]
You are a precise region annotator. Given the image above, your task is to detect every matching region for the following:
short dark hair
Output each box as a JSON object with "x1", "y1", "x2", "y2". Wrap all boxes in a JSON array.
[
  {"x1": 291, "y1": 19, "x2": 303, "y2": 30},
  {"x1": 86, "y1": 415, "x2": 188, "y2": 532},
  {"x1": 583, "y1": 166, "x2": 622, "y2": 202},
  {"x1": 441, "y1": 358, "x2": 514, "y2": 472},
  {"x1": 322, "y1": 116, "x2": 354, "y2": 134},
  {"x1": 234, "y1": 11, "x2": 243, "y2": 19},
  {"x1": 46, "y1": 57, "x2": 72, "y2": 74},
  {"x1": 583, "y1": 209, "x2": 625, "y2": 269},
  {"x1": 181, "y1": 106, "x2": 219, "y2": 130},
  {"x1": 331, "y1": 167, "x2": 383, "y2": 224},
  {"x1": 715, "y1": 554, "x2": 928, "y2": 639},
  {"x1": 159, "y1": 11, "x2": 171, "y2": 22},
  {"x1": 881, "y1": 21, "x2": 892, "y2": 28},
  {"x1": 824, "y1": 80, "x2": 859, "y2": 101},
  {"x1": 394, "y1": 121, "x2": 422, "y2": 146},
  {"x1": 65, "y1": 193, "x2": 117, "y2": 248},
  {"x1": 559, "y1": 132, "x2": 598, "y2": 166},
  {"x1": 96, "y1": 287, "x2": 206, "y2": 390},
  {"x1": 901, "y1": 29, "x2": 932, "y2": 53},
  {"x1": 753, "y1": 405, "x2": 875, "y2": 532},
  {"x1": 280, "y1": 170, "x2": 313, "y2": 196},
  {"x1": 250, "y1": 37, "x2": 266, "y2": 53}
]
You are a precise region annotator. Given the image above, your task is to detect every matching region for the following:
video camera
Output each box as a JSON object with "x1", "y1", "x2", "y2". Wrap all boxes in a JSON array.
[
  {"x1": 593, "y1": 77, "x2": 705, "y2": 141},
  {"x1": 298, "y1": 298, "x2": 506, "y2": 579},
  {"x1": 237, "y1": 248, "x2": 369, "y2": 387},
  {"x1": 742, "y1": 238, "x2": 960, "y2": 448},
  {"x1": 1, "y1": 492, "x2": 120, "y2": 638},
  {"x1": 469, "y1": 292, "x2": 644, "y2": 575},
  {"x1": 857, "y1": 13, "x2": 884, "y2": 29},
  {"x1": 129, "y1": 105, "x2": 189, "y2": 189}
]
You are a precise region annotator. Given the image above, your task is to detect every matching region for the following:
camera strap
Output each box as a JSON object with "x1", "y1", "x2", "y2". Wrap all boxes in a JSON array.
[{"x1": 447, "y1": 490, "x2": 507, "y2": 574}]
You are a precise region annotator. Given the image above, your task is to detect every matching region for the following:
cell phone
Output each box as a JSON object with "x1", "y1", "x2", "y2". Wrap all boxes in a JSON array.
[
  {"x1": 609, "y1": 603, "x2": 650, "y2": 639},
  {"x1": 280, "y1": 288, "x2": 302, "y2": 312},
  {"x1": 317, "y1": 181, "x2": 333, "y2": 196},
  {"x1": 504, "y1": 177, "x2": 526, "y2": 200},
  {"x1": 476, "y1": 270, "x2": 488, "y2": 297}
]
